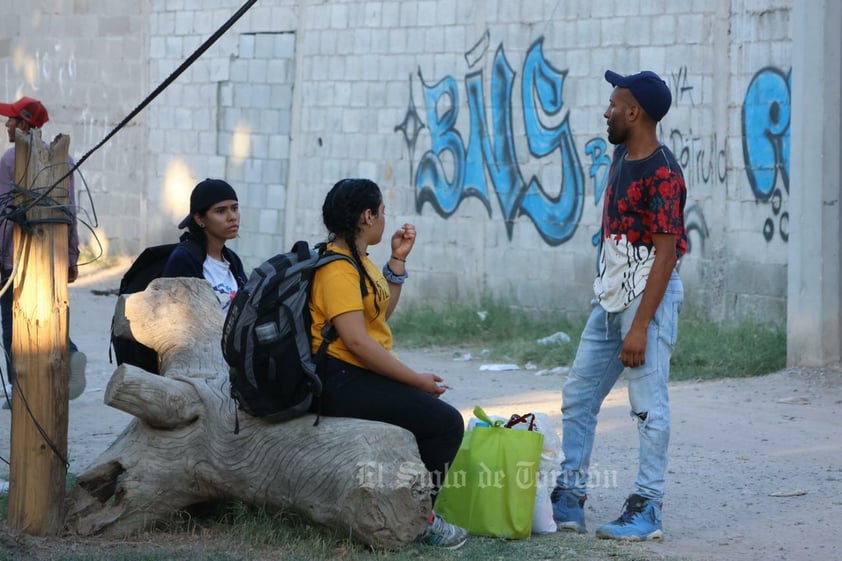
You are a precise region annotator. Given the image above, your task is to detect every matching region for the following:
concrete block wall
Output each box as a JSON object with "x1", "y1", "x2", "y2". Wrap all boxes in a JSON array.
[
  {"x1": 0, "y1": 0, "x2": 150, "y2": 257},
  {"x1": 0, "y1": 0, "x2": 795, "y2": 327}
]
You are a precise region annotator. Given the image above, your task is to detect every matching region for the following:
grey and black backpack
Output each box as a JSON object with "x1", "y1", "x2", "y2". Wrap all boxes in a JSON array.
[{"x1": 221, "y1": 241, "x2": 356, "y2": 431}]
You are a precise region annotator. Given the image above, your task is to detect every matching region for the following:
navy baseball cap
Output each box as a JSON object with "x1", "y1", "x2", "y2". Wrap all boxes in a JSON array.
[
  {"x1": 605, "y1": 70, "x2": 672, "y2": 122},
  {"x1": 178, "y1": 178, "x2": 238, "y2": 229}
]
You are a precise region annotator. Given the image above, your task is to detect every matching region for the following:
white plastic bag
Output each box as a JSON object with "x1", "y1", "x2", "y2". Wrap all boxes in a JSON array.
[
  {"x1": 508, "y1": 412, "x2": 562, "y2": 534},
  {"x1": 532, "y1": 484, "x2": 556, "y2": 534}
]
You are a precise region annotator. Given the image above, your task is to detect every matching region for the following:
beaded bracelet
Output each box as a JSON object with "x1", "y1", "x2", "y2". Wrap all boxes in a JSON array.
[{"x1": 382, "y1": 263, "x2": 408, "y2": 285}]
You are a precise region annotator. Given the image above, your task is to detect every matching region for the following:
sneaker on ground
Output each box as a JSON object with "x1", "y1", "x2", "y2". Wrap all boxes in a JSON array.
[
  {"x1": 596, "y1": 493, "x2": 664, "y2": 541},
  {"x1": 551, "y1": 487, "x2": 587, "y2": 533},
  {"x1": 69, "y1": 351, "x2": 87, "y2": 400},
  {"x1": 416, "y1": 513, "x2": 468, "y2": 549}
]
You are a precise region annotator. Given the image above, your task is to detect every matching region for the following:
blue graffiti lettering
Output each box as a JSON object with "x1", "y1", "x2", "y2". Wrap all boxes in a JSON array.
[
  {"x1": 415, "y1": 74, "x2": 471, "y2": 216},
  {"x1": 519, "y1": 39, "x2": 584, "y2": 244},
  {"x1": 409, "y1": 35, "x2": 585, "y2": 246},
  {"x1": 584, "y1": 137, "x2": 610, "y2": 204},
  {"x1": 464, "y1": 48, "x2": 523, "y2": 228},
  {"x1": 742, "y1": 67, "x2": 791, "y2": 200},
  {"x1": 585, "y1": 137, "x2": 611, "y2": 268}
]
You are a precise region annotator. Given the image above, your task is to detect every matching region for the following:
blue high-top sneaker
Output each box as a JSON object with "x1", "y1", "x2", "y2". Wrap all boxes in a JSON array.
[
  {"x1": 596, "y1": 493, "x2": 664, "y2": 541},
  {"x1": 550, "y1": 488, "x2": 587, "y2": 533}
]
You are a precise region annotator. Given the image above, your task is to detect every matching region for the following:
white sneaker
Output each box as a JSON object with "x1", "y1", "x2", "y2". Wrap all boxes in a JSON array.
[
  {"x1": 416, "y1": 513, "x2": 468, "y2": 549},
  {"x1": 69, "y1": 351, "x2": 87, "y2": 400}
]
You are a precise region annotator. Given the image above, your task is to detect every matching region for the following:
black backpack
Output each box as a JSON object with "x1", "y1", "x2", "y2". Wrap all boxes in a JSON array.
[
  {"x1": 111, "y1": 239, "x2": 202, "y2": 373},
  {"x1": 221, "y1": 241, "x2": 358, "y2": 430}
]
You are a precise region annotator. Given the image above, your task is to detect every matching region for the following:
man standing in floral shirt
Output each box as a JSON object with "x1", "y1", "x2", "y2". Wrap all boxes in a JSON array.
[{"x1": 551, "y1": 70, "x2": 687, "y2": 541}]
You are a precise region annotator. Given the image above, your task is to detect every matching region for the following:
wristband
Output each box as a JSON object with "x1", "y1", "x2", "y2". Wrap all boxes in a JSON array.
[
  {"x1": 390, "y1": 255, "x2": 406, "y2": 262},
  {"x1": 382, "y1": 263, "x2": 408, "y2": 285}
]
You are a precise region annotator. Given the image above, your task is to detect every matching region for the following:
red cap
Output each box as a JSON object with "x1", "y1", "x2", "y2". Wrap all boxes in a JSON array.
[{"x1": 0, "y1": 96, "x2": 49, "y2": 128}]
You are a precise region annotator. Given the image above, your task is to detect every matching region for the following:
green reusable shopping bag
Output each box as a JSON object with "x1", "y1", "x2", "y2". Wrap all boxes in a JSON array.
[{"x1": 435, "y1": 406, "x2": 544, "y2": 539}]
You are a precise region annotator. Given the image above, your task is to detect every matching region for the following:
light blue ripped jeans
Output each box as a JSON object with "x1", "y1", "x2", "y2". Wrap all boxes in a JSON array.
[{"x1": 555, "y1": 271, "x2": 683, "y2": 502}]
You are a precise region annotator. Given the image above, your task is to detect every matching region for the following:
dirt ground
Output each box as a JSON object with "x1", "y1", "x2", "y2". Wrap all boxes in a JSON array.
[{"x1": 0, "y1": 262, "x2": 840, "y2": 561}]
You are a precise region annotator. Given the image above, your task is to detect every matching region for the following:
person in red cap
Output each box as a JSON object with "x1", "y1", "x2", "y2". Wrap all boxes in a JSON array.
[
  {"x1": 550, "y1": 70, "x2": 687, "y2": 541},
  {"x1": 0, "y1": 97, "x2": 50, "y2": 129},
  {"x1": 0, "y1": 96, "x2": 86, "y2": 407}
]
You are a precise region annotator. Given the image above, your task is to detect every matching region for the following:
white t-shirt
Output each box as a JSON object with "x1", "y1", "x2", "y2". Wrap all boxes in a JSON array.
[{"x1": 203, "y1": 256, "x2": 238, "y2": 312}]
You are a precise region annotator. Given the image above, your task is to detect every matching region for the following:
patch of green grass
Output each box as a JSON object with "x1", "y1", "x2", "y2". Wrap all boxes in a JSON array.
[
  {"x1": 391, "y1": 297, "x2": 584, "y2": 367},
  {"x1": 204, "y1": 503, "x2": 347, "y2": 557},
  {"x1": 0, "y1": 486, "x2": 688, "y2": 561},
  {"x1": 0, "y1": 498, "x2": 679, "y2": 560},
  {"x1": 48, "y1": 553, "x2": 241, "y2": 561},
  {"x1": 391, "y1": 299, "x2": 786, "y2": 381},
  {"x1": 671, "y1": 316, "x2": 786, "y2": 381},
  {"x1": 175, "y1": 502, "x2": 673, "y2": 561}
]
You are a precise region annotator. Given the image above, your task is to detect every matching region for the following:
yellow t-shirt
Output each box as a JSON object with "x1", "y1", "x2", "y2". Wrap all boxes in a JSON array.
[{"x1": 309, "y1": 244, "x2": 392, "y2": 368}]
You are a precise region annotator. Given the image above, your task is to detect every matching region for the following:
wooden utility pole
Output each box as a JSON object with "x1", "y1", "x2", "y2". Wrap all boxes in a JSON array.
[{"x1": 7, "y1": 128, "x2": 71, "y2": 535}]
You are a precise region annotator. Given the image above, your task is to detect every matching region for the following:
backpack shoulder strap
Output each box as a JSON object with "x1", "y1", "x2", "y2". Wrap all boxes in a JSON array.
[
  {"x1": 317, "y1": 251, "x2": 356, "y2": 268},
  {"x1": 309, "y1": 245, "x2": 369, "y2": 363},
  {"x1": 315, "y1": 244, "x2": 368, "y2": 297}
]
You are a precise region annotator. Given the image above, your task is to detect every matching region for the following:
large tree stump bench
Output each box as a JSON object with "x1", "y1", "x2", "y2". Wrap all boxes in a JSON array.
[{"x1": 64, "y1": 278, "x2": 431, "y2": 549}]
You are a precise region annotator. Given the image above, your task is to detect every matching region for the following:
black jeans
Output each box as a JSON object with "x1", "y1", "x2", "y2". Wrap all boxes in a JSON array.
[{"x1": 317, "y1": 356, "x2": 464, "y2": 499}]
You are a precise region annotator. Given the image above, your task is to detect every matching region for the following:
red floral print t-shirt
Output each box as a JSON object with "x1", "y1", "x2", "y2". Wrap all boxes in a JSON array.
[{"x1": 594, "y1": 144, "x2": 687, "y2": 312}]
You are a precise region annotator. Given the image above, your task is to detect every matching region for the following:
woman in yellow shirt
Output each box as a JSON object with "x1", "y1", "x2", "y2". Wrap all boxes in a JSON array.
[{"x1": 309, "y1": 178, "x2": 467, "y2": 549}]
